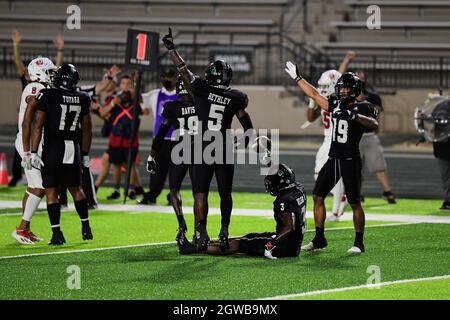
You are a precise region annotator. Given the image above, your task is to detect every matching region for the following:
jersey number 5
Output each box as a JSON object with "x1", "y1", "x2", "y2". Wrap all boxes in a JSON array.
[
  {"x1": 59, "y1": 104, "x2": 81, "y2": 131},
  {"x1": 208, "y1": 104, "x2": 225, "y2": 131},
  {"x1": 332, "y1": 118, "x2": 348, "y2": 143}
]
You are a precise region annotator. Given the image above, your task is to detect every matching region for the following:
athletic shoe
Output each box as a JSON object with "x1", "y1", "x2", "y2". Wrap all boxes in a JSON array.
[
  {"x1": 178, "y1": 238, "x2": 198, "y2": 255},
  {"x1": 175, "y1": 226, "x2": 188, "y2": 245},
  {"x1": 218, "y1": 230, "x2": 230, "y2": 252},
  {"x1": 82, "y1": 225, "x2": 93, "y2": 240},
  {"x1": 327, "y1": 214, "x2": 340, "y2": 222},
  {"x1": 195, "y1": 223, "x2": 210, "y2": 252},
  {"x1": 347, "y1": 244, "x2": 365, "y2": 254},
  {"x1": 11, "y1": 227, "x2": 34, "y2": 245},
  {"x1": 301, "y1": 237, "x2": 328, "y2": 251},
  {"x1": 26, "y1": 230, "x2": 43, "y2": 242},
  {"x1": 49, "y1": 230, "x2": 66, "y2": 245},
  {"x1": 134, "y1": 186, "x2": 145, "y2": 196},
  {"x1": 382, "y1": 191, "x2": 397, "y2": 204},
  {"x1": 107, "y1": 191, "x2": 121, "y2": 200},
  {"x1": 439, "y1": 201, "x2": 450, "y2": 211},
  {"x1": 128, "y1": 190, "x2": 137, "y2": 200}
]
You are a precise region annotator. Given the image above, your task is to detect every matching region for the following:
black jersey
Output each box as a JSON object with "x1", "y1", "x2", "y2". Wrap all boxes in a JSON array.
[
  {"x1": 190, "y1": 77, "x2": 248, "y2": 136},
  {"x1": 162, "y1": 98, "x2": 198, "y2": 139},
  {"x1": 36, "y1": 87, "x2": 91, "y2": 144},
  {"x1": 328, "y1": 95, "x2": 378, "y2": 159},
  {"x1": 273, "y1": 183, "x2": 307, "y2": 242}
]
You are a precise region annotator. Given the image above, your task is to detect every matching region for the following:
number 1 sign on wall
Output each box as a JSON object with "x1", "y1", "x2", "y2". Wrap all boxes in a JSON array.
[{"x1": 125, "y1": 29, "x2": 159, "y2": 70}]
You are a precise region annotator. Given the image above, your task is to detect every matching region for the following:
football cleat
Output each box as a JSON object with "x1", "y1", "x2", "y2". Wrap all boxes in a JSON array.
[
  {"x1": 178, "y1": 238, "x2": 199, "y2": 255},
  {"x1": 26, "y1": 230, "x2": 43, "y2": 242},
  {"x1": 107, "y1": 190, "x2": 121, "y2": 200},
  {"x1": 128, "y1": 190, "x2": 136, "y2": 200},
  {"x1": 347, "y1": 245, "x2": 365, "y2": 254},
  {"x1": 175, "y1": 226, "x2": 188, "y2": 245},
  {"x1": 195, "y1": 223, "x2": 210, "y2": 252},
  {"x1": 82, "y1": 225, "x2": 93, "y2": 240},
  {"x1": 218, "y1": 230, "x2": 230, "y2": 253},
  {"x1": 11, "y1": 228, "x2": 34, "y2": 245},
  {"x1": 382, "y1": 191, "x2": 397, "y2": 204},
  {"x1": 301, "y1": 237, "x2": 328, "y2": 252},
  {"x1": 49, "y1": 230, "x2": 66, "y2": 245}
]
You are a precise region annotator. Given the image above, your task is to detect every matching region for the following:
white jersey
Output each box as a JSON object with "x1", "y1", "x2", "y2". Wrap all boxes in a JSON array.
[
  {"x1": 308, "y1": 98, "x2": 332, "y2": 139},
  {"x1": 17, "y1": 82, "x2": 46, "y2": 140}
]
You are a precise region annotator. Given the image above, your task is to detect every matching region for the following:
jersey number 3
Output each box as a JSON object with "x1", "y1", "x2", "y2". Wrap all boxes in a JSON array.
[
  {"x1": 59, "y1": 104, "x2": 81, "y2": 131},
  {"x1": 332, "y1": 118, "x2": 348, "y2": 143}
]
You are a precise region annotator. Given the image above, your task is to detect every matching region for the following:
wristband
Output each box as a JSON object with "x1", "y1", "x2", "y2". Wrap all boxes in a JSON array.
[
  {"x1": 295, "y1": 75, "x2": 303, "y2": 82},
  {"x1": 176, "y1": 62, "x2": 186, "y2": 70},
  {"x1": 106, "y1": 75, "x2": 113, "y2": 81}
]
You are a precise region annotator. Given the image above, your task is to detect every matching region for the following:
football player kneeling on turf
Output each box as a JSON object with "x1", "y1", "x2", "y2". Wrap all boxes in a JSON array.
[{"x1": 177, "y1": 164, "x2": 307, "y2": 259}]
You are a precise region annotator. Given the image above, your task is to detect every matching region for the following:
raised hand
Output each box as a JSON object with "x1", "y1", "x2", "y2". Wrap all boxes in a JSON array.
[{"x1": 162, "y1": 27, "x2": 175, "y2": 51}]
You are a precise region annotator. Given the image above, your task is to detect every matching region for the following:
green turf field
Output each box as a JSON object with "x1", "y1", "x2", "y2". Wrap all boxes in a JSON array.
[{"x1": 0, "y1": 186, "x2": 449, "y2": 300}]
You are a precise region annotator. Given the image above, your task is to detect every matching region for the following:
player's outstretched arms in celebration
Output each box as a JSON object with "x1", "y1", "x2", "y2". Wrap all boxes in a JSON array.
[
  {"x1": 285, "y1": 61, "x2": 329, "y2": 111},
  {"x1": 162, "y1": 27, "x2": 195, "y2": 85}
]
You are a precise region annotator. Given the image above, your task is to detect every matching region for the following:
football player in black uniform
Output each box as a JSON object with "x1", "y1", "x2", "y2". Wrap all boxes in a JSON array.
[
  {"x1": 146, "y1": 75, "x2": 196, "y2": 243},
  {"x1": 162, "y1": 28, "x2": 255, "y2": 252},
  {"x1": 30, "y1": 64, "x2": 93, "y2": 245},
  {"x1": 177, "y1": 164, "x2": 307, "y2": 259},
  {"x1": 285, "y1": 62, "x2": 378, "y2": 254}
]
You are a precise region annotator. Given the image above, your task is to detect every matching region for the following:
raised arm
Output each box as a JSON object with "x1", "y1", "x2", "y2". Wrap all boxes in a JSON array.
[
  {"x1": 355, "y1": 114, "x2": 378, "y2": 131},
  {"x1": 338, "y1": 50, "x2": 355, "y2": 74},
  {"x1": 285, "y1": 61, "x2": 329, "y2": 111},
  {"x1": 95, "y1": 64, "x2": 121, "y2": 94},
  {"x1": 54, "y1": 34, "x2": 64, "y2": 67},
  {"x1": 162, "y1": 28, "x2": 195, "y2": 84},
  {"x1": 11, "y1": 30, "x2": 27, "y2": 78}
]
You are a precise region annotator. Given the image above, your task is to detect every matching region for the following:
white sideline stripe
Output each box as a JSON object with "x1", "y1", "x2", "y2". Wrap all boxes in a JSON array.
[
  {"x1": 0, "y1": 222, "x2": 416, "y2": 260},
  {"x1": 0, "y1": 241, "x2": 175, "y2": 260},
  {"x1": 2, "y1": 200, "x2": 449, "y2": 224},
  {"x1": 258, "y1": 274, "x2": 450, "y2": 300}
]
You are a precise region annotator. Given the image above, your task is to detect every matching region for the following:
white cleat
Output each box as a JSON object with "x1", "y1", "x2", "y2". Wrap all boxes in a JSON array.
[
  {"x1": 301, "y1": 241, "x2": 327, "y2": 252},
  {"x1": 347, "y1": 246, "x2": 363, "y2": 254},
  {"x1": 11, "y1": 229, "x2": 34, "y2": 245}
]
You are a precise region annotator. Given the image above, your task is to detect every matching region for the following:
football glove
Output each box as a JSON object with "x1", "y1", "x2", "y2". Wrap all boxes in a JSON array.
[
  {"x1": 162, "y1": 27, "x2": 175, "y2": 51},
  {"x1": 82, "y1": 155, "x2": 90, "y2": 168},
  {"x1": 285, "y1": 61, "x2": 302, "y2": 82},
  {"x1": 264, "y1": 241, "x2": 278, "y2": 260},
  {"x1": 30, "y1": 153, "x2": 44, "y2": 170},
  {"x1": 335, "y1": 108, "x2": 358, "y2": 121},
  {"x1": 21, "y1": 151, "x2": 32, "y2": 170},
  {"x1": 146, "y1": 154, "x2": 156, "y2": 174}
]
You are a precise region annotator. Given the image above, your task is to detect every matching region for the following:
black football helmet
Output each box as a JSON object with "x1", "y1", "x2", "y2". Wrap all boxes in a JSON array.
[
  {"x1": 205, "y1": 60, "x2": 232, "y2": 87},
  {"x1": 52, "y1": 63, "x2": 80, "y2": 90},
  {"x1": 264, "y1": 164, "x2": 296, "y2": 196},
  {"x1": 176, "y1": 75, "x2": 189, "y2": 96},
  {"x1": 335, "y1": 72, "x2": 362, "y2": 102}
]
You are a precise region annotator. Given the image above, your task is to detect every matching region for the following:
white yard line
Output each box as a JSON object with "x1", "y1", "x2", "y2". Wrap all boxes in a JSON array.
[
  {"x1": 1, "y1": 200, "x2": 449, "y2": 224},
  {"x1": 258, "y1": 274, "x2": 450, "y2": 300},
  {"x1": 0, "y1": 222, "x2": 418, "y2": 260}
]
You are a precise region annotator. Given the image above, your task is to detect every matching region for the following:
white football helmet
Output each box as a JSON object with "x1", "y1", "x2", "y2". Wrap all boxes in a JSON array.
[
  {"x1": 27, "y1": 57, "x2": 55, "y2": 84},
  {"x1": 317, "y1": 69, "x2": 342, "y2": 97}
]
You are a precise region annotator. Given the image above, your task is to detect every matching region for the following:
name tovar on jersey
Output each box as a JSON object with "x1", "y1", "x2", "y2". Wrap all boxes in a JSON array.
[{"x1": 327, "y1": 95, "x2": 378, "y2": 159}]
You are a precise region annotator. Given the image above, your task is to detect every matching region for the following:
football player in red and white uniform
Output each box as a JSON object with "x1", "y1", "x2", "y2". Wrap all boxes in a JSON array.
[
  {"x1": 12, "y1": 57, "x2": 56, "y2": 244},
  {"x1": 305, "y1": 69, "x2": 347, "y2": 221}
]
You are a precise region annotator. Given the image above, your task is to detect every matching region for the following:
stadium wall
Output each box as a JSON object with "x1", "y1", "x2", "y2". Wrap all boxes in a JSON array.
[{"x1": 0, "y1": 80, "x2": 429, "y2": 136}]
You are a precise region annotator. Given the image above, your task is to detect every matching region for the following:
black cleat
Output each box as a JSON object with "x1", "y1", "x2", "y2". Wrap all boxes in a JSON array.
[
  {"x1": 128, "y1": 190, "x2": 136, "y2": 200},
  {"x1": 49, "y1": 230, "x2": 66, "y2": 245},
  {"x1": 176, "y1": 226, "x2": 188, "y2": 244},
  {"x1": 137, "y1": 193, "x2": 156, "y2": 205},
  {"x1": 439, "y1": 201, "x2": 450, "y2": 211},
  {"x1": 178, "y1": 238, "x2": 199, "y2": 255},
  {"x1": 107, "y1": 191, "x2": 121, "y2": 200},
  {"x1": 82, "y1": 225, "x2": 93, "y2": 240},
  {"x1": 134, "y1": 186, "x2": 145, "y2": 196},
  {"x1": 382, "y1": 191, "x2": 397, "y2": 204},
  {"x1": 218, "y1": 230, "x2": 230, "y2": 253},
  {"x1": 195, "y1": 223, "x2": 210, "y2": 252}
]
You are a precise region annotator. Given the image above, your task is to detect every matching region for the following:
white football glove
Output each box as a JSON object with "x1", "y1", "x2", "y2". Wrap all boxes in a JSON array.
[
  {"x1": 82, "y1": 155, "x2": 90, "y2": 168},
  {"x1": 264, "y1": 241, "x2": 278, "y2": 260},
  {"x1": 285, "y1": 61, "x2": 302, "y2": 82},
  {"x1": 21, "y1": 151, "x2": 32, "y2": 170},
  {"x1": 146, "y1": 154, "x2": 156, "y2": 174},
  {"x1": 30, "y1": 153, "x2": 44, "y2": 170}
]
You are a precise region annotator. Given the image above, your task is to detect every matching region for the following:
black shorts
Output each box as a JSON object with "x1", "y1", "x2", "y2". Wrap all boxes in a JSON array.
[
  {"x1": 109, "y1": 147, "x2": 138, "y2": 165},
  {"x1": 313, "y1": 157, "x2": 362, "y2": 204},
  {"x1": 238, "y1": 232, "x2": 301, "y2": 258},
  {"x1": 169, "y1": 163, "x2": 193, "y2": 190},
  {"x1": 192, "y1": 163, "x2": 234, "y2": 194},
  {"x1": 42, "y1": 143, "x2": 82, "y2": 188}
]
